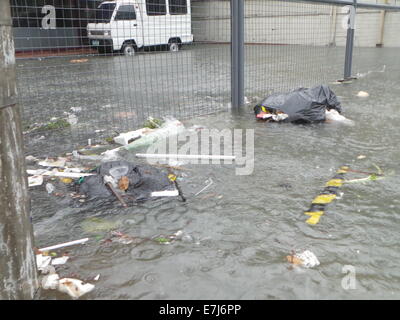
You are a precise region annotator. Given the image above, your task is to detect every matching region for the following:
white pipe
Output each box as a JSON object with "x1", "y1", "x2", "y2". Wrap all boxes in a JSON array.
[
  {"x1": 38, "y1": 238, "x2": 89, "y2": 252},
  {"x1": 27, "y1": 169, "x2": 94, "y2": 178},
  {"x1": 136, "y1": 153, "x2": 236, "y2": 160}
]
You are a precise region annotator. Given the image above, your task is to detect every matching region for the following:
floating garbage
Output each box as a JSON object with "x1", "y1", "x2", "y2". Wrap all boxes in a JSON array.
[
  {"x1": 106, "y1": 118, "x2": 184, "y2": 152},
  {"x1": 195, "y1": 178, "x2": 214, "y2": 196},
  {"x1": 151, "y1": 190, "x2": 179, "y2": 197},
  {"x1": 325, "y1": 109, "x2": 354, "y2": 125},
  {"x1": 109, "y1": 231, "x2": 138, "y2": 245},
  {"x1": 45, "y1": 183, "x2": 55, "y2": 194},
  {"x1": 42, "y1": 273, "x2": 60, "y2": 290},
  {"x1": 254, "y1": 85, "x2": 346, "y2": 124},
  {"x1": 72, "y1": 150, "x2": 104, "y2": 161},
  {"x1": 70, "y1": 107, "x2": 82, "y2": 113},
  {"x1": 357, "y1": 155, "x2": 367, "y2": 160},
  {"x1": 38, "y1": 157, "x2": 67, "y2": 168},
  {"x1": 124, "y1": 118, "x2": 185, "y2": 151},
  {"x1": 304, "y1": 166, "x2": 349, "y2": 225},
  {"x1": 154, "y1": 237, "x2": 171, "y2": 244},
  {"x1": 357, "y1": 91, "x2": 369, "y2": 97},
  {"x1": 51, "y1": 256, "x2": 70, "y2": 265},
  {"x1": 78, "y1": 160, "x2": 181, "y2": 205},
  {"x1": 28, "y1": 175, "x2": 44, "y2": 187},
  {"x1": 287, "y1": 250, "x2": 320, "y2": 268},
  {"x1": 38, "y1": 238, "x2": 89, "y2": 252},
  {"x1": 305, "y1": 165, "x2": 386, "y2": 225},
  {"x1": 26, "y1": 155, "x2": 38, "y2": 164},
  {"x1": 36, "y1": 254, "x2": 52, "y2": 272},
  {"x1": 57, "y1": 278, "x2": 95, "y2": 299},
  {"x1": 60, "y1": 177, "x2": 73, "y2": 184},
  {"x1": 67, "y1": 114, "x2": 78, "y2": 125},
  {"x1": 27, "y1": 168, "x2": 94, "y2": 179},
  {"x1": 113, "y1": 127, "x2": 151, "y2": 146}
]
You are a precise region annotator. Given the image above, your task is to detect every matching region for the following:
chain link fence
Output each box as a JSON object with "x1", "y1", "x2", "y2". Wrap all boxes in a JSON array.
[{"x1": 11, "y1": 0, "x2": 400, "y2": 156}]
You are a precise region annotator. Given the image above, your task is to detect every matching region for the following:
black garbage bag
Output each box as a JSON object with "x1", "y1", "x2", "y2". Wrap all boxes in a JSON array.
[
  {"x1": 254, "y1": 85, "x2": 343, "y2": 124},
  {"x1": 79, "y1": 160, "x2": 176, "y2": 202}
]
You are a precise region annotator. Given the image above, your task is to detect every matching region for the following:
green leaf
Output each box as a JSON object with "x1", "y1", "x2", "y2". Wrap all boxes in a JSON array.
[
  {"x1": 154, "y1": 237, "x2": 169, "y2": 243},
  {"x1": 369, "y1": 174, "x2": 377, "y2": 181}
]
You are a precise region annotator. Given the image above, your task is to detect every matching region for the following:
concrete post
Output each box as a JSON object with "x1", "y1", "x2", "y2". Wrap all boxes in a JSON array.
[{"x1": 0, "y1": 0, "x2": 38, "y2": 300}]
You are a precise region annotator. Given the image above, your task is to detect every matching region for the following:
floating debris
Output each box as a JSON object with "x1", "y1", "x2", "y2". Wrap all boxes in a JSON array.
[
  {"x1": 58, "y1": 278, "x2": 95, "y2": 299},
  {"x1": 36, "y1": 254, "x2": 52, "y2": 272},
  {"x1": 357, "y1": 91, "x2": 369, "y2": 97},
  {"x1": 27, "y1": 168, "x2": 94, "y2": 179},
  {"x1": 60, "y1": 177, "x2": 73, "y2": 184},
  {"x1": 287, "y1": 250, "x2": 320, "y2": 268},
  {"x1": 26, "y1": 155, "x2": 38, "y2": 164},
  {"x1": 51, "y1": 256, "x2": 70, "y2": 265},
  {"x1": 38, "y1": 157, "x2": 67, "y2": 168},
  {"x1": 42, "y1": 273, "x2": 60, "y2": 290},
  {"x1": 154, "y1": 237, "x2": 171, "y2": 245},
  {"x1": 195, "y1": 178, "x2": 214, "y2": 196},
  {"x1": 45, "y1": 183, "x2": 55, "y2": 194},
  {"x1": 38, "y1": 238, "x2": 89, "y2": 252},
  {"x1": 151, "y1": 189, "x2": 179, "y2": 197},
  {"x1": 304, "y1": 166, "x2": 349, "y2": 225},
  {"x1": 28, "y1": 175, "x2": 44, "y2": 187}
]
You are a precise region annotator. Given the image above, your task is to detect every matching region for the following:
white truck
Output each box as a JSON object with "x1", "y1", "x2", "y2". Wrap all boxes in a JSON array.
[{"x1": 87, "y1": 0, "x2": 193, "y2": 55}]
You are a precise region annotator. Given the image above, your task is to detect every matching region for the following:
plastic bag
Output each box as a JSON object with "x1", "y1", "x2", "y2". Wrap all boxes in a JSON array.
[{"x1": 254, "y1": 85, "x2": 343, "y2": 124}]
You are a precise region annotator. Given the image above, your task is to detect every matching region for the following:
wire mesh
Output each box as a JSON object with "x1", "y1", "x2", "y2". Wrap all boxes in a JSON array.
[
  {"x1": 244, "y1": 0, "x2": 346, "y2": 102},
  {"x1": 11, "y1": 0, "x2": 400, "y2": 156},
  {"x1": 351, "y1": 4, "x2": 400, "y2": 76},
  {"x1": 13, "y1": 0, "x2": 231, "y2": 156}
]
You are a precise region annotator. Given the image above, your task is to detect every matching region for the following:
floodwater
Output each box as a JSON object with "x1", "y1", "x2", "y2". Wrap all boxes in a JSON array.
[{"x1": 21, "y1": 45, "x2": 400, "y2": 299}]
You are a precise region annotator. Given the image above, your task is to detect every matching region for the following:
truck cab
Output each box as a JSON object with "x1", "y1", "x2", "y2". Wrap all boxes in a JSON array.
[{"x1": 87, "y1": 0, "x2": 193, "y2": 56}]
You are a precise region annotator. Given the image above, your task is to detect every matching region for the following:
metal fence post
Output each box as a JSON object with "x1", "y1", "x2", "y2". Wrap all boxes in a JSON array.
[
  {"x1": 231, "y1": 0, "x2": 245, "y2": 111},
  {"x1": 0, "y1": 0, "x2": 38, "y2": 300},
  {"x1": 344, "y1": 0, "x2": 357, "y2": 79}
]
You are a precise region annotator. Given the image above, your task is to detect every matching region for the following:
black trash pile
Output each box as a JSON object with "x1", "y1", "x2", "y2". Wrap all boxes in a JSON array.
[
  {"x1": 78, "y1": 160, "x2": 180, "y2": 205},
  {"x1": 254, "y1": 85, "x2": 344, "y2": 124}
]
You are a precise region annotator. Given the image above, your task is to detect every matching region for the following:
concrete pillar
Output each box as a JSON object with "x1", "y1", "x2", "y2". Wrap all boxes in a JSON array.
[{"x1": 0, "y1": 0, "x2": 38, "y2": 300}]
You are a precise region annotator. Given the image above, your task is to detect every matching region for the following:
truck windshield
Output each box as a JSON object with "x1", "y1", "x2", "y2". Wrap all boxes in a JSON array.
[{"x1": 95, "y1": 3, "x2": 116, "y2": 23}]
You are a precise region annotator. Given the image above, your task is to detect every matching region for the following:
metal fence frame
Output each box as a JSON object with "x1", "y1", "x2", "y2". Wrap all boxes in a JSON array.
[{"x1": 230, "y1": 0, "x2": 400, "y2": 108}]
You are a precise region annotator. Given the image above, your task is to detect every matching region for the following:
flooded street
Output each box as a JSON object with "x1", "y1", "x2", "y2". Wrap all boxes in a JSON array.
[{"x1": 20, "y1": 45, "x2": 400, "y2": 299}]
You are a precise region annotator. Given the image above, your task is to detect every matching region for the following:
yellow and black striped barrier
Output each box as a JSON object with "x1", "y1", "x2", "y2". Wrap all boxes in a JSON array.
[{"x1": 304, "y1": 166, "x2": 349, "y2": 225}]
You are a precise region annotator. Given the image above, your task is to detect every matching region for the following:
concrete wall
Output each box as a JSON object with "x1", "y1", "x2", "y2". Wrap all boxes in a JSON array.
[
  {"x1": 13, "y1": 28, "x2": 83, "y2": 51},
  {"x1": 191, "y1": 0, "x2": 400, "y2": 47}
]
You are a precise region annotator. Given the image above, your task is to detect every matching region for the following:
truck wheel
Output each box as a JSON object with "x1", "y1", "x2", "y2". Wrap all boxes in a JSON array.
[
  {"x1": 122, "y1": 43, "x2": 136, "y2": 56},
  {"x1": 168, "y1": 41, "x2": 180, "y2": 52}
]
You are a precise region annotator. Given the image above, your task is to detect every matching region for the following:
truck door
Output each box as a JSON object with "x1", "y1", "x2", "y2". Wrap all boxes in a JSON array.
[{"x1": 112, "y1": 3, "x2": 143, "y2": 50}]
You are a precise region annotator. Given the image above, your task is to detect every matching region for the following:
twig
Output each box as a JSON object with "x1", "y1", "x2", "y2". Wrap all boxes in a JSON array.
[
  {"x1": 167, "y1": 168, "x2": 186, "y2": 202},
  {"x1": 105, "y1": 182, "x2": 128, "y2": 208}
]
